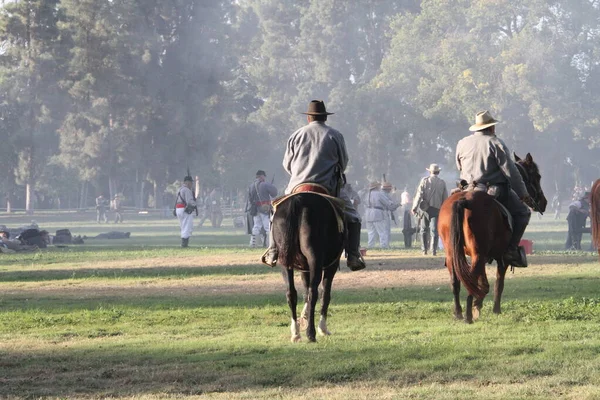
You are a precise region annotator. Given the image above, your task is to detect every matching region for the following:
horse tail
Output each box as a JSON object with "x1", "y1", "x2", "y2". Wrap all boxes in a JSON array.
[
  {"x1": 450, "y1": 198, "x2": 486, "y2": 300},
  {"x1": 590, "y1": 179, "x2": 600, "y2": 256},
  {"x1": 278, "y1": 195, "x2": 302, "y2": 267}
]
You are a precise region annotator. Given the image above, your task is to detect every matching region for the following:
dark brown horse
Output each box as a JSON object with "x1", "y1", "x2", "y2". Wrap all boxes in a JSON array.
[
  {"x1": 438, "y1": 153, "x2": 547, "y2": 323},
  {"x1": 271, "y1": 192, "x2": 344, "y2": 342},
  {"x1": 590, "y1": 179, "x2": 600, "y2": 257}
]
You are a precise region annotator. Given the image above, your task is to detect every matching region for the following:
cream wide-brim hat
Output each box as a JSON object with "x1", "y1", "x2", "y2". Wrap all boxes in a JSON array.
[
  {"x1": 469, "y1": 110, "x2": 500, "y2": 132},
  {"x1": 426, "y1": 163, "x2": 441, "y2": 173}
]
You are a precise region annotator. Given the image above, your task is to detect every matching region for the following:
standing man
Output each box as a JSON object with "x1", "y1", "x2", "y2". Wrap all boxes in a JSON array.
[
  {"x1": 262, "y1": 100, "x2": 366, "y2": 271},
  {"x1": 456, "y1": 110, "x2": 532, "y2": 267},
  {"x1": 365, "y1": 181, "x2": 400, "y2": 248},
  {"x1": 411, "y1": 164, "x2": 448, "y2": 255},
  {"x1": 111, "y1": 194, "x2": 123, "y2": 223},
  {"x1": 248, "y1": 170, "x2": 278, "y2": 248},
  {"x1": 95, "y1": 195, "x2": 108, "y2": 223},
  {"x1": 207, "y1": 187, "x2": 223, "y2": 228},
  {"x1": 175, "y1": 175, "x2": 197, "y2": 248}
]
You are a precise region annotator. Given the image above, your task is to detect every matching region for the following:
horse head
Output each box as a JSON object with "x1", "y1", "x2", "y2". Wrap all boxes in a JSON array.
[{"x1": 514, "y1": 152, "x2": 547, "y2": 213}]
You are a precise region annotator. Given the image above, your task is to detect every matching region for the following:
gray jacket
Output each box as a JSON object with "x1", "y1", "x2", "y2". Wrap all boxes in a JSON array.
[
  {"x1": 283, "y1": 121, "x2": 348, "y2": 195},
  {"x1": 177, "y1": 185, "x2": 196, "y2": 207},
  {"x1": 412, "y1": 175, "x2": 448, "y2": 212},
  {"x1": 456, "y1": 131, "x2": 528, "y2": 198},
  {"x1": 365, "y1": 189, "x2": 399, "y2": 222}
]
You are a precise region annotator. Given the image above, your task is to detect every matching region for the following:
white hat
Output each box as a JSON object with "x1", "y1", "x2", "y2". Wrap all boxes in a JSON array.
[{"x1": 426, "y1": 163, "x2": 441, "y2": 173}]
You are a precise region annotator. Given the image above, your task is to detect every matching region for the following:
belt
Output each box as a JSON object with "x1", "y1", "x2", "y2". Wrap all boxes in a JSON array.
[
  {"x1": 368, "y1": 206, "x2": 384, "y2": 210},
  {"x1": 256, "y1": 201, "x2": 271, "y2": 205},
  {"x1": 292, "y1": 183, "x2": 330, "y2": 195},
  {"x1": 175, "y1": 204, "x2": 186, "y2": 208}
]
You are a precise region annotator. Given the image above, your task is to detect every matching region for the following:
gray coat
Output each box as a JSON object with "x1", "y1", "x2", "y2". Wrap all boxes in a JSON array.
[
  {"x1": 412, "y1": 175, "x2": 448, "y2": 212},
  {"x1": 365, "y1": 189, "x2": 399, "y2": 222},
  {"x1": 456, "y1": 131, "x2": 528, "y2": 198},
  {"x1": 283, "y1": 121, "x2": 348, "y2": 195}
]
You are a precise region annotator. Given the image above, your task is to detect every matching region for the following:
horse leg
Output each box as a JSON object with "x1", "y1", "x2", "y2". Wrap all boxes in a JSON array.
[
  {"x1": 493, "y1": 258, "x2": 509, "y2": 314},
  {"x1": 446, "y1": 256, "x2": 463, "y2": 320},
  {"x1": 471, "y1": 255, "x2": 490, "y2": 321},
  {"x1": 465, "y1": 295, "x2": 474, "y2": 324},
  {"x1": 299, "y1": 271, "x2": 310, "y2": 331},
  {"x1": 303, "y1": 252, "x2": 323, "y2": 342},
  {"x1": 281, "y1": 267, "x2": 301, "y2": 343},
  {"x1": 318, "y1": 262, "x2": 338, "y2": 336}
]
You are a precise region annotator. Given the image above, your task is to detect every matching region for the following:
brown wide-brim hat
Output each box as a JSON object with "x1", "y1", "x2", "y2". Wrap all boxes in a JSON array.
[
  {"x1": 469, "y1": 110, "x2": 500, "y2": 131},
  {"x1": 301, "y1": 100, "x2": 334, "y2": 116},
  {"x1": 369, "y1": 181, "x2": 381, "y2": 190}
]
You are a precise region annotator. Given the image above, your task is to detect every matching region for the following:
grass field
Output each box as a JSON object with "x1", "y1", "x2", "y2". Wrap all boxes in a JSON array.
[{"x1": 1, "y1": 211, "x2": 600, "y2": 399}]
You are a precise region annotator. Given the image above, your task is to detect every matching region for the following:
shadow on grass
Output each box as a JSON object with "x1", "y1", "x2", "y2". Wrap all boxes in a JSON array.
[{"x1": 2, "y1": 273, "x2": 600, "y2": 313}]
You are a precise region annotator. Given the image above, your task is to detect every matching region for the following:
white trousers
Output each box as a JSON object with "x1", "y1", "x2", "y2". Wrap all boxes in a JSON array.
[
  {"x1": 367, "y1": 220, "x2": 389, "y2": 248},
  {"x1": 176, "y1": 208, "x2": 194, "y2": 239},
  {"x1": 251, "y1": 213, "x2": 270, "y2": 245}
]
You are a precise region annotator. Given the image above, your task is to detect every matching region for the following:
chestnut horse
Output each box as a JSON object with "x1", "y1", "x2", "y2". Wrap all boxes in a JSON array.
[
  {"x1": 271, "y1": 192, "x2": 344, "y2": 342},
  {"x1": 438, "y1": 153, "x2": 547, "y2": 323},
  {"x1": 590, "y1": 179, "x2": 600, "y2": 257}
]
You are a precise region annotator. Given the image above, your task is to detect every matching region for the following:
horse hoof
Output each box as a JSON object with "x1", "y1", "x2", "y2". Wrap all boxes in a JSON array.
[
  {"x1": 291, "y1": 335, "x2": 302, "y2": 343},
  {"x1": 307, "y1": 336, "x2": 317, "y2": 343},
  {"x1": 318, "y1": 328, "x2": 331, "y2": 336},
  {"x1": 455, "y1": 314, "x2": 463, "y2": 320},
  {"x1": 464, "y1": 319, "x2": 473, "y2": 324}
]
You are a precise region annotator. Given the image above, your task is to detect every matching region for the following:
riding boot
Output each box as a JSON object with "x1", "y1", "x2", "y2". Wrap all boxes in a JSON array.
[
  {"x1": 249, "y1": 234, "x2": 257, "y2": 248},
  {"x1": 346, "y1": 221, "x2": 366, "y2": 271},
  {"x1": 504, "y1": 213, "x2": 530, "y2": 267},
  {"x1": 181, "y1": 238, "x2": 189, "y2": 248},
  {"x1": 260, "y1": 228, "x2": 278, "y2": 267}
]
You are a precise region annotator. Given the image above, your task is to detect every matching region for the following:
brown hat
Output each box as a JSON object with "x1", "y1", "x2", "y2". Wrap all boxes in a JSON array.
[
  {"x1": 469, "y1": 110, "x2": 500, "y2": 132},
  {"x1": 301, "y1": 100, "x2": 334, "y2": 116},
  {"x1": 382, "y1": 182, "x2": 393, "y2": 190},
  {"x1": 369, "y1": 181, "x2": 381, "y2": 190}
]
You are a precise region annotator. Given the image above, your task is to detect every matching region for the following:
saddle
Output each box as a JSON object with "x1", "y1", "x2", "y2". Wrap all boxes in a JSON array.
[
  {"x1": 271, "y1": 183, "x2": 346, "y2": 233},
  {"x1": 457, "y1": 180, "x2": 513, "y2": 232}
]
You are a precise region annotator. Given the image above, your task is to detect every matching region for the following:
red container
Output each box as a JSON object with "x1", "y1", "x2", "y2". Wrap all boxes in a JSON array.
[
  {"x1": 519, "y1": 239, "x2": 533, "y2": 255},
  {"x1": 359, "y1": 248, "x2": 367, "y2": 257}
]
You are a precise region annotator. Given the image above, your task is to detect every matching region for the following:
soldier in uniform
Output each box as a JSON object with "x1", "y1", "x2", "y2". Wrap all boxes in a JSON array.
[
  {"x1": 175, "y1": 175, "x2": 197, "y2": 247},
  {"x1": 262, "y1": 100, "x2": 366, "y2": 271},
  {"x1": 111, "y1": 194, "x2": 123, "y2": 223},
  {"x1": 95, "y1": 195, "x2": 108, "y2": 223},
  {"x1": 456, "y1": 110, "x2": 532, "y2": 267},
  {"x1": 207, "y1": 187, "x2": 223, "y2": 228},
  {"x1": 411, "y1": 163, "x2": 448, "y2": 255},
  {"x1": 366, "y1": 181, "x2": 400, "y2": 248},
  {"x1": 247, "y1": 170, "x2": 278, "y2": 248}
]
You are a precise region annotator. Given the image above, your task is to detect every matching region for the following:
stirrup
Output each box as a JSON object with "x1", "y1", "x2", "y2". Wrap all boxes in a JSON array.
[
  {"x1": 504, "y1": 246, "x2": 528, "y2": 268},
  {"x1": 347, "y1": 254, "x2": 366, "y2": 271},
  {"x1": 260, "y1": 248, "x2": 278, "y2": 268}
]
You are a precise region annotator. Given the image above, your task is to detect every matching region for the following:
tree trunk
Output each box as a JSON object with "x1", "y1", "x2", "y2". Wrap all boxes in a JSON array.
[{"x1": 25, "y1": 182, "x2": 34, "y2": 215}]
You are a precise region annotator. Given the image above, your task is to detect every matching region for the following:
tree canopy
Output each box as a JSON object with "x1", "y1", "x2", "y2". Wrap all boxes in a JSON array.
[{"x1": 1, "y1": 0, "x2": 598, "y2": 210}]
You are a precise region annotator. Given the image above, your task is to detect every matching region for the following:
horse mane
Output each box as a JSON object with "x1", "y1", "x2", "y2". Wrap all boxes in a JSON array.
[{"x1": 590, "y1": 179, "x2": 600, "y2": 256}]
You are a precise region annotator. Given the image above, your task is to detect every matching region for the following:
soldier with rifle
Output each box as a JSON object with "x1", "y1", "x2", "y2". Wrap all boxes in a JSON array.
[
  {"x1": 381, "y1": 180, "x2": 396, "y2": 246},
  {"x1": 174, "y1": 172, "x2": 197, "y2": 248}
]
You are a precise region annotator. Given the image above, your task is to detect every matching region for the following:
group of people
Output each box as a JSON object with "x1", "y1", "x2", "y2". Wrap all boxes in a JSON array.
[
  {"x1": 174, "y1": 101, "x2": 534, "y2": 269},
  {"x1": 95, "y1": 195, "x2": 123, "y2": 224}
]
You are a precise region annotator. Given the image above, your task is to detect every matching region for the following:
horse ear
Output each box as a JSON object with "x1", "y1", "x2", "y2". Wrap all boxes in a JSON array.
[
  {"x1": 525, "y1": 153, "x2": 533, "y2": 163},
  {"x1": 514, "y1": 153, "x2": 521, "y2": 162}
]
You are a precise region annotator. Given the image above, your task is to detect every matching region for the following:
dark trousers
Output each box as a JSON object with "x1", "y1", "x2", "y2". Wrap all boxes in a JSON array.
[{"x1": 421, "y1": 207, "x2": 440, "y2": 253}]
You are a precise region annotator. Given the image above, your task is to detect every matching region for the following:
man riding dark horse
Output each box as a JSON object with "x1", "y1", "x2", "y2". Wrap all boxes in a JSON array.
[
  {"x1": 456, "y1": 111, "x2": 533, "y2": 267},
  {"x1": 262, "y1": 100, "x2": 366, "y2": 271}
]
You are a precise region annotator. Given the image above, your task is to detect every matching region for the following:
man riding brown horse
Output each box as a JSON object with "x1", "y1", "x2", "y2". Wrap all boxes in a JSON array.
[
  {"x1": 262, "y1": 100, "x2": 366, "y2": 271},
  {"x1": 456, "y1": 110, "x2": 534, "y2": 267}
]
